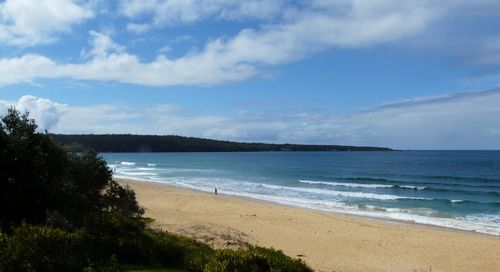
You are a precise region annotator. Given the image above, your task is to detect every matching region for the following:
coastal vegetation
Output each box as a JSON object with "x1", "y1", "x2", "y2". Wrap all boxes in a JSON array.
[
  {"x1": 0, "y1": 108, "x2": 312, "y2": 271},
  {"x1": 53, "y1": 134, "x2": 392, "y2": 153}
]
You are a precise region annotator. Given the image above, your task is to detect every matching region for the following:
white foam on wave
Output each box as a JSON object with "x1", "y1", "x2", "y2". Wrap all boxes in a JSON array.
[
  {"x1": 151, "y1": 168, "x2": 215, "y2": 173},
  {"x1": 137, "y1": 167, "x2": 156, "y2": 171},
  {"x1": 120, "y1": 161, "x2": 136, "y2": 165},
  {"x1": 116, "y1": 171, "x2": 157, "y2": 176},
  {"x1": 299, "y1": 179, "x2": 393, "y2": 188},
  {"x1": 260, "y1": 183, "x2": 428, "y2": 201},
  {"x1": 151, "y1": 177, "x2": 428, "y2": 201},
  {"x1": 381, "y1": 211, "x2": 500, "y2": 236},
  {"x1": 398, "y1": 185, "x2": 426, "y2": 190},
  {"x1": 147, "y1": 163, "x2": 156, "y2": 166},
  {"x1": 299, "y1": 180, "x2": 426, "y2": 190}
]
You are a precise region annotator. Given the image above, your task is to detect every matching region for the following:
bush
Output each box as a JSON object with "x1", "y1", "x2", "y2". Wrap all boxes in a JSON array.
[
  {"x1": 108, "y1": 227, "x2": 214, "y2": 270},
  {"x1": 204, "y1": 246, "x2": 313, "y2": 272},
  {"x1": 0, "y1": 224, "x2": 90, "y2": 272}
]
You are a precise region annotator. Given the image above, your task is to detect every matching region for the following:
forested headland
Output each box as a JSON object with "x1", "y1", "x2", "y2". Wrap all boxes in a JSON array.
[{"x1": 52, "y1": 134, "x2": 393, "y2": 153}]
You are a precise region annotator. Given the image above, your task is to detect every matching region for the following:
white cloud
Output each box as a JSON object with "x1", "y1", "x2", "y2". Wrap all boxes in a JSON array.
[
  {"x1": 0, "y1": 0, "x2": 439, "y2": 87},
  {"x1": 126, "y1": 23, "x2": 151, "y2": 34},
  {"x1": 0, "y1": 95, "x2": 65, "y2": 131},
  {"x1": 2, "y1": 90, "x2": 500, "y2": 149},
  {"x1": 16, "y1": 95, "x2": 65, "y2": 131},
  {"x1": 1, "y1": 1, "x2": 500, "y2": 87},
  {"x1": 56, "y1": 104, "x2": 142, "y2": 134},
  {"x1": 0, "y1": 0, "x2": 93, "y2": 46},
  {"x1": 0, "y1": 31, "x2": 258, "y2": 86},
  {"x1": 0, "y1": 54, "x2": 57, "y2": 86},
  {"x1": 469, "y1": 37, "x2": 500, "y2": 66},
  {"x1": 83, "y1": 30, "x2": 125, "y2": 58},
  {"x1": 0, "y1": 99, "x2": 14, "y2": 114},
  {"x1": 276, "y1": 89, "x2": 500, "y2": 149},
  {"x1": 120, "y1": 0, "x2": 284, "y2": 27}
]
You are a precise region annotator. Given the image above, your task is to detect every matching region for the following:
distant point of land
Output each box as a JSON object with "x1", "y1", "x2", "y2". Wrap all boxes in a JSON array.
[{"x1": 52, "y1": 134, "x2": 393, "y2": 152}]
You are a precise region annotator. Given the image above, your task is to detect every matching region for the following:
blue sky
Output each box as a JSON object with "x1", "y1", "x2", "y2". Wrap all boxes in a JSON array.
[{"x1": 1, "y1": 0, "x2": 500, "y2": 149}]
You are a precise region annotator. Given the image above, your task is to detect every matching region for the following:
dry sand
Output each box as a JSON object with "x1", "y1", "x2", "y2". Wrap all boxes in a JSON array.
[{"x1": 118, "y1": 178, "x2": 500, "y2": 272}]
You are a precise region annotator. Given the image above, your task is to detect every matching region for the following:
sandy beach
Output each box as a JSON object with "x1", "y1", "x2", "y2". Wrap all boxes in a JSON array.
[{"x1": 118, "y1": 178, "x2": 500, "y2": 272}]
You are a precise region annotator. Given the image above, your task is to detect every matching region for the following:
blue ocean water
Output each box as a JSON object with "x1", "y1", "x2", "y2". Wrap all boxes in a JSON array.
[{"x1": 101, "y1": 151, "x2": 500, "y2": 235}]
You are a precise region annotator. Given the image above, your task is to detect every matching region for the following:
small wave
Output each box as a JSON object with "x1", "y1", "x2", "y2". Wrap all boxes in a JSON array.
[
  {"x1": 448, "y1": 199, "x2": 500, "y2": 207},
  {"x1": 395, "y1": 185, "x2": 426, "y2": 190},
  {"x1": 147, "y1": 163, "x2": 156, "y2": 166},
  {"x1": 422, "y1": 186, "x2": 500, "y2": 196},
  {"x1": 357, "y1": 204, "x2": 387, "y2": 212},
  {"x1": 115, "y1": 171, "x2": 156, "y2": 176},
  {"x1": 120, "y1": 161, "x2": 136, "y2": 165},
  {"x1": 414, "y1": 198, "x2": 500, "y2": 207},
  {"x1": 299, "y1": 180, "x2": 426, "y2": 190},
  {"x1": 358, "y1": 205, "x2": 456, "y2": 219},
  {"x1": 342, "y1": 176, "x2": 500, "y2": 189},
  {"x1": 299, "y1": 180, "x2": 393, "y2": 189},
  {"x1": 136, "y1": 167, "x2": 156, "y2": 171},
  {"x1": 387, "y1": 207, "x2": 456, "y2": 219},
  {"x1": 342, "y1": 177, "x2": 393, "y2": 183},
  {"x1": 260, "y1": 183, "x2": 429, "y2": 201},
  {"x1": 158, "y1": 168, "x2": 214, "y2": 173}
]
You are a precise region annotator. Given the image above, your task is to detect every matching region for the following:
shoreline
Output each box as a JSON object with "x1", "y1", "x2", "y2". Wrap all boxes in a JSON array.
[
  {"x1": 117, "y1": 178, "x2": 500, "y2": 272},
  {"x1": 116, "y1": 176, "x2": 498, "y2": 238}
]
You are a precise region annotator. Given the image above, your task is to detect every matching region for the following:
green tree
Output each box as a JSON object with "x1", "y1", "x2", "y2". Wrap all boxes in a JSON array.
[
  {"x1": 0, "y1": 108, "x2": 143, "y2": 232},
  {"x1": 0, "y1": 108, "x2": 69, "y2": 231}
]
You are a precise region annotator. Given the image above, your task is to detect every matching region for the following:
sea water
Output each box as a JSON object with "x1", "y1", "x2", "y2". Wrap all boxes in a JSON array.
[{"x1": 101, "y1": 151, "x2": 500, "y2": 236}]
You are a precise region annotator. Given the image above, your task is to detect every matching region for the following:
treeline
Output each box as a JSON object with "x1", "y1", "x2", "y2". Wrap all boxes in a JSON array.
[
  {"x1": 52, "y1": 134, "x2": 393, "y2": 152},
  {"x1": 0, "y1": 108, "x2": 313, "y2": 271}
]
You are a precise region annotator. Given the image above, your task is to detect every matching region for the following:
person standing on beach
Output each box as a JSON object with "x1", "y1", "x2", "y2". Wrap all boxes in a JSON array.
[{"x1": 215, "y1": 187, "x2": 218, "y2": 195}]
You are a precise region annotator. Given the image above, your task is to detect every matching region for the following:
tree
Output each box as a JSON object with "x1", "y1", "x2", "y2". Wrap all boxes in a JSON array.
[
  {"x1": 0, "y1": 108, "x2": 68, "y2": 230},
  {"x1": 0, "y1": 108, "x2": 142, "y2": 233}
]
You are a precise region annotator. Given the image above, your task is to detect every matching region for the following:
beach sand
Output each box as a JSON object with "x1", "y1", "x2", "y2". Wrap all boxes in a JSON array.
[{"x1": 117, "y1": 178, "x2": 500, "y2": 272}]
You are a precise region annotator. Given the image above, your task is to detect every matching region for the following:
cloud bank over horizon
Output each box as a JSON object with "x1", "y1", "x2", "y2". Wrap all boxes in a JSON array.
[{"x1": 2, "y1": 89, "x2": 500, "y2": 150}]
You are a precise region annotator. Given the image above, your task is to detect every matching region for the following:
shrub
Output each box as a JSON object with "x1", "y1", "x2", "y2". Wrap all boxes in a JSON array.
[
  {"x1": 118, "y1": 228, "x2": 214, "y2": 270},
  {"x1": 203, "y1": 246, "x2": 313, "y2": 272},
  {"x1": 0, "y1": 224, "x2": 90, "y2": 272}
]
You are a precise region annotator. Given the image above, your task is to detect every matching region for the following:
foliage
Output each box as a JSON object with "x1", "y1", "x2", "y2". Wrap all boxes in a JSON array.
[
  {"x1": 0, "y1": 224, "x2": 89, "y2": 272},
  {"x1": 203, "y1": 247, "x2": 313, "y2": 272}
]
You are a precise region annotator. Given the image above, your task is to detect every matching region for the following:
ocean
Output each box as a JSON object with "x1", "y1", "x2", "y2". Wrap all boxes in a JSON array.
[{"x1": 101, "y1": 151, "x2": 500, "y2": 236}]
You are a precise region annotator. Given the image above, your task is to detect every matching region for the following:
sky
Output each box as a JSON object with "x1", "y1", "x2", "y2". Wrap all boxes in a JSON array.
[{"x1": 1, "y1": 0, "x2": 500, "y2": 150}]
